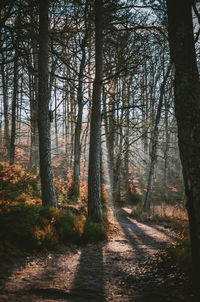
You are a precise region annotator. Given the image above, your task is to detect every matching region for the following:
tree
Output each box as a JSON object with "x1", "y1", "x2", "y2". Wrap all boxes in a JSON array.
[
  {"x1": 73, "y1": 1, "x2": 90, "y2": 198},
  {"x1": 38, "y1": 0, "x2": 57, "y2": 207},
  {"x1": 144, "y1": 63, "x2": 171, "y2": 210},
  {"x1": 167, "y1": 0, "x2": 200, "y2": 286},
  {"x1": 9, "y1": 52, "x2": 18, "y2": 165},
  {"x1": 88, "y1": 0, "x2": 103, "y2": 222},
  {"x1": 0, "y1": 53, "x2": 9, "y2": 155}
]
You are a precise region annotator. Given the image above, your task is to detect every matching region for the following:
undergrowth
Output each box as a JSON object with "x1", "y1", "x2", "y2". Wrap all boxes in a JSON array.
[
  {"x1": 0, "y1": 162, "x2": 40, "y2": 203},
  {"x1": 131, "y1": 202, "x2": 191, "y2": 275},
  {"x1": 0, "y1": 204, "x2": 107, "y2": 264},
  {"x1": 162, "y1": 236, "x2": 192, "y2": 275},
  {"x1": 130, "y1": 202, "x2": 188, "y2": 227}
]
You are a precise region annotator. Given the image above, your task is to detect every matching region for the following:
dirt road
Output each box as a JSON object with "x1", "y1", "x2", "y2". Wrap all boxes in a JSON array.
[{"x1": 0, "y1": 207, "x2": 193, "y2": 301}]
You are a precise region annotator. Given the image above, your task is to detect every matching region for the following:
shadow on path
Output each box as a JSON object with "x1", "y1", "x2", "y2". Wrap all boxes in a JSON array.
[
  {"x1": 116, "y1": 208, "x2": 172, "y2": 260},
  {"x1": 69, "y1": 243, "x2": 105, "y2": 302},
  {"x1": 20, "y1": 244, "x2": 105, "y2": 302},
  {"x1": 30, "y1": 287, "x2": 71, "y2": 300}
]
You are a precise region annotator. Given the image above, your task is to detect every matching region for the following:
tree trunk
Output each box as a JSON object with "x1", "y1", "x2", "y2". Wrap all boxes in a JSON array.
[
  {"x1": 113, "y1": 97, "x2": 123, "y2": 202},
  {"x1": 29, "y1": 30, "x2": 39, "y2": 172},
  {"x1": 167, "y1": 0, "x2": 200, "y2": 286},
  {"x1": 38, "y1": 0, "x2": 57, "y2": 207},
  {"x1": 123, "y1": 81, "x2": 130, "y2": 195},
  {"x1": 103, "y1": 80, "x2": 116, "y2": 202},
  {"x1": 144, "y1": 64, "x2": 171, "y2": 210},
  {"x1": 73, "y1": 31, "x2": 87, "y2": 197},
  {"x1": 9, "y1": 54, "x2": 18, "y2": 165},
  {"x1": 1, "y1": 55, "x2": 9, "y2": 154},
  {"x1": 88, "y1": 0, "x2": 103, "y2": 222},
  {"x1": 164, "y1": 95, "x2": 170, "y2": 202}
]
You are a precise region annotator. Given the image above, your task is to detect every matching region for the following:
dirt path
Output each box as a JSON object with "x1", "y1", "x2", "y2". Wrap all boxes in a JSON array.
[{"x1": 0, "y1": 207, "x2": 193, "y2": 302}]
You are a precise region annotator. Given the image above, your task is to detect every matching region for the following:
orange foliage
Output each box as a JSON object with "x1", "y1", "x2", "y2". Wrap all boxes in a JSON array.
[{"x1": 0, "y1": 162, "x2": 40, "y2": 203}]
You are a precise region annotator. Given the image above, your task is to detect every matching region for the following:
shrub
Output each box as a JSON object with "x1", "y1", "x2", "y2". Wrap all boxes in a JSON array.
[
  {"x1": 54, "y1": 210, "x2": 81, "y2": 244},
  {"x1": 0, "y1": 205, "x2": 78, "y2": 251},
  {"x1": 0, "y1": 204, "x2": 107, "y2": 263},
  {"x1": 162, "y1": 237, "x2": 192, "y2": 274},
  {"x1": 130, "y1": 203, "x2": 151, "y2": 222},
  {"x1": 81, "y1": 219, "x2": 107, "y2": 243},
  {"x1": 0, "y1": 163, "x2": 40, "y2": 202}
]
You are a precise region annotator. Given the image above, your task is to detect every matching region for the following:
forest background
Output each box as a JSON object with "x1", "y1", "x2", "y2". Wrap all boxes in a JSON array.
[{"x1": 1, "y1": 0, "x2": 200, "y2": 290}]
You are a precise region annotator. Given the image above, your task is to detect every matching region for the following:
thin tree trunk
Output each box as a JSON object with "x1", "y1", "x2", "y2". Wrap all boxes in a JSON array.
[
  {"x1": 113, "y1": 91, "x2": 123, "y2": 202},
  {"x1": 144, "y1": 64, "x2": 171, "y2": 210},
  {"x1": 29, "y1": 70, "x2": 39, "y2": 171},
  {"x1": 88, "y1": 0, "x2": 103, "y2": 222},
  {"x1": 10, "y1": 54, "x2": 18, "y2": 165},
  {"x1": 29, "y1": 24, "x2": 39, "y2": 172},
  {"x1": 73, "y1": 29, "x2": 88, "y2": 196},
  {"x1": 164, "y1": 95, "x2": 170, "y2": 202},
  {"x1": 1, "y1": 55, "x2": 9, "y2": 154},
  {"x1": 38, "y1": 0, "x2": 57, "y2": 207},
  {"x1": 124, "y1": 81, "x2": 130, "y2": 195},
  {"x1": 103, "y1": 80, "x2": 116, "y2": 201},
  {"x1": 54, "y1": 80, "x2": 59, "y2": 153}
]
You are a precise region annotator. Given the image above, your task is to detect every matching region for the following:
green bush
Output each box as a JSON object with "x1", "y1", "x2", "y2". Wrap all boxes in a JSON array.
[
  {"x1": 81, "y1": 219, "x2": 107, "y2": 243},
  {"x1": 54, "y1": 211, "x2": 81, "y2": 244},
  {"x1": 0, "y1": 204, "x2": 107, "y2": 263}
]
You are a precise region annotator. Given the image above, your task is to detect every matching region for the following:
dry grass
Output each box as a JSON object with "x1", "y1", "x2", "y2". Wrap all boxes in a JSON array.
[
  {"x1": 151, "y1": 203, "x2": 188, "y2": 221},
  {"x1": 131, "y1": 202, "x2": 188, "y2": 234}
]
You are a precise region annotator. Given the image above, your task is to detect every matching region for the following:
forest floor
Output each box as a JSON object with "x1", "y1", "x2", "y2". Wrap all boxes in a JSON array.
[{"x1": 0, "y1": 206, "x2": 197, "y2": 302}]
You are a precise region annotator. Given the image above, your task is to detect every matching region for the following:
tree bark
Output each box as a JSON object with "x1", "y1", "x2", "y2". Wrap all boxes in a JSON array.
[
  {"x1": 38, "y1": 0, "x2": 57, "y2": 207},
  {"x1": 1, "y1": 55, "x2": 9, "y2": 154},
  {"x1": 29, "y1": 36, "x2": 39, "y2": 172},
  {"x1": 144, "y1": 64, "x2": 171, "y2": 210},
  {"x1": 73, "y1": 32, "x2": 87, "y2": 197},
  {"x1": 164, "y1": 94, "x2": 171, "y2": 202},
  {"x1": 103, "y1": 80, "x2": 116, "y2": 202},
  {"x1": 9, "y1": 53, "x2": 18, "y2": 165},
  {"x1": 88, "y1": 0, "x2": 103, "y2": 222},
  {"x1": 167, "y1": 0, "x2": 200, "y2": 286}
]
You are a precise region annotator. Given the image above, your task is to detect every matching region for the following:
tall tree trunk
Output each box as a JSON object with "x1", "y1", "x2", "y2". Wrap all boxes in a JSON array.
[
  {"x1": 141, "y1": 62, "x2": 149, "y2": 153},
  {"x1": 123, "y1": 81, "x2": 130, "y2": 195},
  {"x1": 73, "y1": 31, "x2": 87, "y2": 197},
  {"x1": 164, "y1": 94, "x2": 170, "y2": 202},
  {"x1": 29, "y1": 30, "x2": 39, "y2": 171},
  {"x1": 10, "y1": 54, "x2": 18, "y2": 165},
  {"x1": 55, "y1": 86, "x2": 59, "y2": 154},
  {"x1": 1, "y1": 55, "x2": 9, "y2": 154},
  {"x1": 103, "y1": 80, "x2": 116, "y2": 202},
  {"x1": 144, "y1": 64, "x2": 171, "y2": 210},
  {"x1": 167, "y1": 0, "x2": 200, "y2": 286},
  {"x1": 69, "y1": 82, "x2": 75, "y2": 170},
  {"x1": 29, "y1": 61, "x2": 39, "y2": 171},
  {"x1": 113, "y1": 94, "x2": 123, "y2": 202},
  {"x1": 38, "y1": 0, "x2": 57, "y2": 207},
  {"x1": 88, "y1": 0, "x2": 103, "y2": 222}
]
